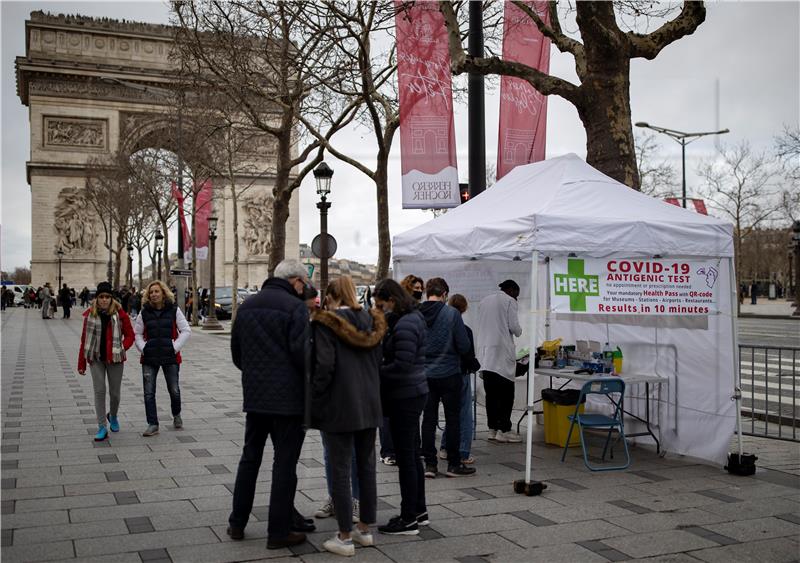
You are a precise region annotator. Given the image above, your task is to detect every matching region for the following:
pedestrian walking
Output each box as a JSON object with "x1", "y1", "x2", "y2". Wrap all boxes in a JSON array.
[
  {"x1": 373, "y1": 278, "x2": 430, "y2": 536},
  {"x1": 59, "y1": 283, "x2": 72, "y2": 319},
  {"x1": 227, "y1": 260, "x2": 311, "y2": 549},
  {"x1": 133, "y1": 280, "x2": 191, "y2": 437},
  {"x1": 439, "y1": 294, "x2": 480, "y2": 465},
  {"x1": 477, "y1": 280, "x2": 523, "y2": 443},
  {"x1": 41, "y1": 283, "x2": 53, "y2": 319},
  {"x1": 310, "y1": 276, "x2": 386, "y2": 556},
  {"x1": 77, "y1": 281, "x2": 134, "y2": 441},
  {"x1": 79, "y1": 286, "x2": 90, "y2": 307},
  {"x1": 130, "y1": 287, "x2": 141, "y2": 318},
  {"x1": 419, "y1": 277, "x2": 475, "y2": 478},
  {"x1": 750, "y1": 280, "x2": 758, "y2": 305}
]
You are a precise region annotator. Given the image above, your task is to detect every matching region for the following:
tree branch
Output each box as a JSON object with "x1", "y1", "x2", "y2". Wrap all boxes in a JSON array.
[{"x1": 628, "y1": 1, "x2": 706, "y2": 60}]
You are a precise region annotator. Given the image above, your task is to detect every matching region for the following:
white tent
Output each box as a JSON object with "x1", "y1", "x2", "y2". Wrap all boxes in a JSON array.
[{"x1": 394, "y1": 154, "x2": 739, "y2": 470}]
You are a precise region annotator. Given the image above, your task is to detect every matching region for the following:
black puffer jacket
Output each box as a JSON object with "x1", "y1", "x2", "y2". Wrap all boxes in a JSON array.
[
  {"x1": 310, "y1": 307, "x2": 387, "y2": 433},
  {"x1": 380, "y1": 309, "x2": 428, "y2": 401},
  {"x1": 140, "y1": 304, "x2": 178, "y2": 366},
  {"x1": 231, "y1": 278, "x2": 309, "y2": 416}
]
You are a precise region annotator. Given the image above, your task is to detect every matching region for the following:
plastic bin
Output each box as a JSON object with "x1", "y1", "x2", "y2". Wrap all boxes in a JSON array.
[{"x1": 542, "y1": 389, "x2": 586, "y2": 447}]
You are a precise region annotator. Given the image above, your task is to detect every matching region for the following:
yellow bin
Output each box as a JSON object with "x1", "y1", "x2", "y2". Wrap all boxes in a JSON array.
[{"x1": 542, "y1": 389, "x2": 585, "y2": 448}]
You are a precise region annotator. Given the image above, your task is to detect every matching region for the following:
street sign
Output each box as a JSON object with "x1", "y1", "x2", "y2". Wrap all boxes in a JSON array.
[
  {"x1": 311, "y1": 233, "x2": 337, "y2": 259},
  {"x1": 304, "y1": 263, "x2": 315, "y2": 279},
  {"x1": 170, "y1": 269, "x2": 193, "y2": 277}
]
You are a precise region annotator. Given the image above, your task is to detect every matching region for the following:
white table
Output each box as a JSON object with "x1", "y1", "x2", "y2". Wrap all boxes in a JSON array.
[{"x1": 532, "y1": 368, "x2": 668, "y2": 453}]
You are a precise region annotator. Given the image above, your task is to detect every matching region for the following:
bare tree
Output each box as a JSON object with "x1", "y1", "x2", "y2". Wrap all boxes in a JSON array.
[
  {"x1": 775, "y1": 124, "x2": 800, "y2": 182},
  {"x1": 439, "y1": 1, "x2": 707, "y2": 189},
  {"x1": 174, "y1": 1, "x2": 363, "y2": 275},
  {"x1": 635, "y1": 130, "x2": 678, "y2": 198},
  {"x1": 697, "y1": 141, "x2": 781, "y2": 288}
]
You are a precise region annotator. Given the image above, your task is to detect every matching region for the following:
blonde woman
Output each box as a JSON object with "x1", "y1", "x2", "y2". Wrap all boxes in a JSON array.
[
  {"x1": 133, "y1": 280, "x2": 192, "y2": 437},
  {"x1": 78, "y1": 281, "x2": 134, "y2": 441}
]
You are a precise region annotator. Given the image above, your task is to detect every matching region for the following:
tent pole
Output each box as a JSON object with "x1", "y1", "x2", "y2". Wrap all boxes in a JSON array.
[
  {"x1": 525, "y1": 251, "x2": 539, "y2": 484},
  {"x1": 728, "y1": 257, "x2": 744, "y2": 457}
]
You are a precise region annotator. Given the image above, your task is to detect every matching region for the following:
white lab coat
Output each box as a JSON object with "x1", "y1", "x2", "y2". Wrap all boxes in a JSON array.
[{"x1": 475, "y1": 291, "x2": 522, "y2": 381}]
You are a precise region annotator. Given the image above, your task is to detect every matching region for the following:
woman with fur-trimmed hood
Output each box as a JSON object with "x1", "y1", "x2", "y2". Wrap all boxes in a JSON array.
[{"x1": 310, "y1": 276, "x2": 387, "y2": 557}]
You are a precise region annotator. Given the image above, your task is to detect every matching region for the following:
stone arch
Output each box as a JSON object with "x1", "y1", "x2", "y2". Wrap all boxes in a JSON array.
[{"x1": 15, "y1": 11, "x2": 296, "y2": 289}]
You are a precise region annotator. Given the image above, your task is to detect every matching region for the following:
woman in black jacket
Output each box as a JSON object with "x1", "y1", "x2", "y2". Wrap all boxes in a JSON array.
[
  {"x1": 372, "y1": 278, "x2": 430, "y2": 536},
  {"x1": 311, "y1": 276, "x2": 386, "y2": 556}
]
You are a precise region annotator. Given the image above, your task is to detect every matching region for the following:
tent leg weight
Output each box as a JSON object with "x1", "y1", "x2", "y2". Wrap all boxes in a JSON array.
[
  {"x1": 513, "y1": 479, "x2": 547, "y2": 496},
  {"x1": 725, "y1": 452, "x2": 758, "y2": 476}
]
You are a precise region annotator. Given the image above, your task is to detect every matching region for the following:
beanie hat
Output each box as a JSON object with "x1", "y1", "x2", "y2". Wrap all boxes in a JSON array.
[{"x1": 96, "y1": 281, "x2": 113, "y2": 297}]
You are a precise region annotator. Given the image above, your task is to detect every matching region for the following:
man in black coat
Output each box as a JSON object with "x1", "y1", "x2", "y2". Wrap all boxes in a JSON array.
[{"x1": 227, "y1": 259, "x2": 312, "y2": 549}]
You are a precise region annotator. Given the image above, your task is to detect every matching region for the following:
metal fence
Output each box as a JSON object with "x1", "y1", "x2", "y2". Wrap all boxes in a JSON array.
[{"x1": 739, "y1": 345, "x2": 800, "y2": 442}]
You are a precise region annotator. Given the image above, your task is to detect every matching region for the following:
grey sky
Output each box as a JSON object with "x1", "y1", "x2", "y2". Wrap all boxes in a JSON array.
[{"x1": 2, "y1": 1, "x2": 798, "y2": 272}]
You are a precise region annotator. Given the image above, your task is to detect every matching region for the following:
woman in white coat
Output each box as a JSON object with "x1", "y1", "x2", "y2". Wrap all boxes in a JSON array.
[{"x1": 476, "y1": 280, "x2": 522, "y2": 443}]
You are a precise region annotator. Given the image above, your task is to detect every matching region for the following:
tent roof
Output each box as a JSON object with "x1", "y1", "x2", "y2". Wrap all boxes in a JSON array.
[{"x1": 393, "y1": 154, "x2": 734, "y2": 261}]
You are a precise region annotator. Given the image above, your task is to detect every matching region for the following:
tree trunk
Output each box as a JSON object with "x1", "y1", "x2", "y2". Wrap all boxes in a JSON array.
[
  {"x1": 160, "y1": 219, "x2": 171, "y2": 286},
  {"x1": 231, "y1": 185, "x2": 240, "y2": 323},
  {"x1": 137, "y1": 247, "x2": 144, "y2": 289},
  {"x1": 575, "y1": 65, "x2": 641, "y2": 190},
  {"x1": 191, "y1": 197, "x2": 199, "y2": 326},
  {"x1": 268, "y1": 134, "x2": 294, "y2": 276},
  {"x1": 114, "y1": 224, "x2": 124, "y2": 289},
  {"x1": 375, "y1": 157, "x2": 391, "y2": 281}
]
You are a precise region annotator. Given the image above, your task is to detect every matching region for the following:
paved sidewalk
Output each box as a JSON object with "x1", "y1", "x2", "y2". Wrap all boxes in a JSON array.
[
  {"x1": 2, "y1": 307, "x2": 799, "y2": 563},
  {"x1": 739, "y1": 299, "x2": 798, "y2": 318}
]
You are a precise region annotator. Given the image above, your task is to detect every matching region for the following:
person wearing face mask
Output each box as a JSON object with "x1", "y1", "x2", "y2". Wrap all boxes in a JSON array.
[
  {"x1": 227, "y1": 260, "x2": 312, "y2": 550},
  {"x1": 400, "y1": 275, "x2": 424, "y2": 303},
  {"x1": 373, "y1": 278, "x2": 430, "y2": 536},
  {"x1": 77, "y1": 281, "x2": 135, "y2": 441}
]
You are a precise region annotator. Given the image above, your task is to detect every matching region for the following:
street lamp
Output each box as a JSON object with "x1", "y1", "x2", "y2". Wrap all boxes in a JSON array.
[
  {"x1": 635, "y1": 122, "x2": 729, "y2": 208},
  {"x1": 56, "y1": 247, "x2": 64, "y2": 289},
  {"x1": 127, "y1": 243, "x2": 134, "y2": 288},
  {"x1": 793, "y1": 221, "x2": 800, "y2": 316},
  {"x1": 155, "y1": 229, "x2": 164, "y2": 281},
  {"x1": 202, "y1": 216, "x2": 223, "y2": 331},
  {"x1": 314, "y1": 162, "x2": 334, "y2": 295}
]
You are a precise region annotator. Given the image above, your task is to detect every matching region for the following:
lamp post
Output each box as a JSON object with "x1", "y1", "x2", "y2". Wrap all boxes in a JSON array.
[
  {"x1": 155, "y1": 229, "x2": 164, "y2": 281},
  {"x1": 314, "y1": 162, "x2": 334, "y2": 295},
  {"x1": 106, "y1": 215, "x2": 114, "y2": 284},
  {"x1": 56, "y1": 247, "x2": 64, "y2": 288},
  {"x1": 127, "y1": 243, "x2": 134, "y2": 288},
  {"x1": 202, "y1": 216, "x2": 223, "y2": 330},
  {"x1": 793, "y1": 221, "x2": 800, "y2": 316},
  {"x1": 635, "y1": 122, "x2": 729, "y2": 208}
]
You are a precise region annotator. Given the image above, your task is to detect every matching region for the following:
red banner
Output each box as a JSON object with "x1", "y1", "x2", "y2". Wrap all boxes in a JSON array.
[
  {"x1": 395, "y1": 1, "x2": 460, "y2": 209},
  {"x1": 692, "y1": 199, "x2": 708, "y2": 215},
  {"x1": 497, "y1": 1, "x2": 551, "y2": 180},
  {"x1": 171, "y1": 181, "x2": 192, "y2": 253},
  {"x1": 193, "y1": 180, "x2": 213, "y2": 260}
]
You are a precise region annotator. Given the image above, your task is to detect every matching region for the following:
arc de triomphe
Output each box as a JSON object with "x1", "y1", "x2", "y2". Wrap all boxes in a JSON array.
[{"x1": 15, "y1": 11, "x2": 298, "y2": 289}]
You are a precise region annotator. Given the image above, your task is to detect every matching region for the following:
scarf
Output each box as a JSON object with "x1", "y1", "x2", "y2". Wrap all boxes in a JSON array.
[{"x1": 85, "y1": 312, "x2": 124, "y2": 364}]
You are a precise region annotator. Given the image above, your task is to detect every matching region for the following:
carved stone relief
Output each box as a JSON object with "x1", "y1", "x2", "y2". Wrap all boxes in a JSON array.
[
  {"x1": 242, "y1": 192, "x2": 274, "y2": 256},
  {"x1": 54, "y1": 186, "x2": 98, "y2": 253},
  {"x1": 43, "y1": 116, "x2": 107, "y2": 150}
]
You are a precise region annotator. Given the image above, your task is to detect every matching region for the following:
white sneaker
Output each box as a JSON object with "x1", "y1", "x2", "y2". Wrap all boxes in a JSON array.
[
  {"x1": 352, "y1": 498, "x2": 360, "y2": 523},
  {"x1": 323, "y1": 535, "x2": 355, "y2": 557},
  {"x1": 487, "y1": 429, "x2": 497, "y2": 441},
  {"x1": 495, "y1": 431, "x2": 522, "y2": 443},
  {"x1": 351, "y1": 527, "x2": 374, "y2": 547},
  {"x1": 315, "y1": 497, "x2": 335, "y2": 518}
]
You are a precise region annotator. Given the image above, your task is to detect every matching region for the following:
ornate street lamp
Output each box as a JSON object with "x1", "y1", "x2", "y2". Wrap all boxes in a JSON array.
[
  {"x1": 202, "y1": 216, "x2": 223, "y2": 330},
  {"x1": 314, "y1": 162, "x2": 334, "y2": 295},
  {"x1": 56, "y1": 247, "x2": 64, "y2": 289},
  {"x1": 127, "y1": 243, "x2": 134, "y2": 288},
  {"x1": 635, "y1": 122, "x2": 729, "y2": 208},
  {"x1": 155, "y1": 229, "x2": 164, "y2": 281}
]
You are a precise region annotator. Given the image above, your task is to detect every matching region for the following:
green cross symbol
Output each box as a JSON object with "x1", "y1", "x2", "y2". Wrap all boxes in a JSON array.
[{"x1": 553, "y1": 258, "x2": 600, "y2": 312}]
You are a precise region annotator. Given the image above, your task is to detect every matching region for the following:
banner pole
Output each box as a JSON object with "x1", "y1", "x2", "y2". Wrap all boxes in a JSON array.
[{"x1": 525, "y1": 250, "x2": 539, "y2": 484}]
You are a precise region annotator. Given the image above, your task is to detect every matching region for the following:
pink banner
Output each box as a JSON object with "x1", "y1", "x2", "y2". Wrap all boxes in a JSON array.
[
  {"x1": 497, "y1": 0, "x2": 551, "y2": 180},
  {"x1": 171, "y1": 181, "x2": 192, "y2": 253},
  {"x1": 395, "y1": 1, "x2": 460, "y2": 209},
  {"x1": 193, "y1": 180, "x2": 213, "y2": 260},
  {"x1": 665, "y1": 197, "x2": 681, "y2": 207},
  {"x1": 692, "y1": 199, "x2": 708, "y2": 215}
]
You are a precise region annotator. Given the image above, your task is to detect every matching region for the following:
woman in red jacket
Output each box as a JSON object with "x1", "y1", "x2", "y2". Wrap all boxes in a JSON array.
[{"x1": 78, "y1": 281, "x2": 134, "y2": 441}]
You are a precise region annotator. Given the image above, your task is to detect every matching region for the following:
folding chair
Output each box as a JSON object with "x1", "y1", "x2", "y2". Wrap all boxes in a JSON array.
[{"x1": 560, "y1": 378, "x2": 631, "y2": 471}]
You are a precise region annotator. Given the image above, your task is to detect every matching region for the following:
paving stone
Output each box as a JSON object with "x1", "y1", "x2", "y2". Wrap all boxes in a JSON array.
[
  {"x1": 688, "y1": 536, "x2": 800, "y2": 563},
  {"x1": 775, "y1": 512, "x2": 800, "y2": 525},
  {"x1": 114, "y1": 491, "x2": 141, "y2": 505},
  {"x1": 0, "y1": 539, "x2": 75, "y2": 562},
  {"x1": 2, "y1": 477, "x2": 17, "y2": 489},
  {"x1": 138, "y1": 547, "x2": 170, "y2": 561},
  {"x1": 459, "y1": 487, "x2": 495, "y2": 500},
  {"x1": 14, "y1": 519, "x2": 130, "y2": 543},
  {"x1": 509, "y1": 510, "x2": 557, "y2": 527},
  {"x1": 70, "y1": 500, "x2": 198, "y2": 523},
  {"x1": 700, "y1": 516, "x2": 800, "y2": 543},
  {"x1": 106, "y1": 471, "x2": 130, "y2": 482},
  {"x1": 175, "y1": 436, "x2": 197, "y2": 443},
  {"x1": 680, "y1": 526, "x2": 739, "y2": 546},
  {"x1": 2, "y1": 484, "x2": 65, "y2": 501},
  {"x1": 376, "y1": 533, "x2": 527, "y2": 562},
  {"x1": 430, "y1": 514, "x2": 531, "y2": 537},
  {"x1": 607, "y1": 499, "x2": 653, "y2": 514},
  {"x1": 125, "y1": 516, "x2": 156, "y2": 534},
  {"x1": 75, "y1": 527, "x2": 219, "y2": 557},
  {"x1": 205, "y1": 464, "x2": 231, "y2": 475},
  {"x1": 98, "y1": 454, "x2": 120, "y2": 464},
  {"x1": 606, "y1": 508, "x2": 730, "y2": 534},
  {"x1": 602, "y1": 530, "x2": 719, "y2": 559},
  {"x1": 694, "y1": 489, "x2": 741, "y2": 503},
  {"x1": 167, "y1": 538, "x2": 295, "y2": 563},
  {"x1": 1, "y1": 528, "x2": 12, "y2": 548},
  {"x1": 629, "y1": 470, "x2": 671, "y2": 482}
]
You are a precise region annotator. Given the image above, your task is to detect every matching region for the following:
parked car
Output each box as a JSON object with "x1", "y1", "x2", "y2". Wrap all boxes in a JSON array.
[{"x1": 214, "y1": 287, "x2": 249, "y2": 320}]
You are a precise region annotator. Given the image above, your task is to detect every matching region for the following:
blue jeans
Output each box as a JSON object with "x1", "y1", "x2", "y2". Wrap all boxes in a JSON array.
[
  {"x1": 440, "y1": 374, "x2": 473, "y2": 460},
  {"x1": 323, "y1": 436, "x2": 359, "y2": 499},
  {"x1": 142, "y1": 363, "x2": 181, "y2": 426}
]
